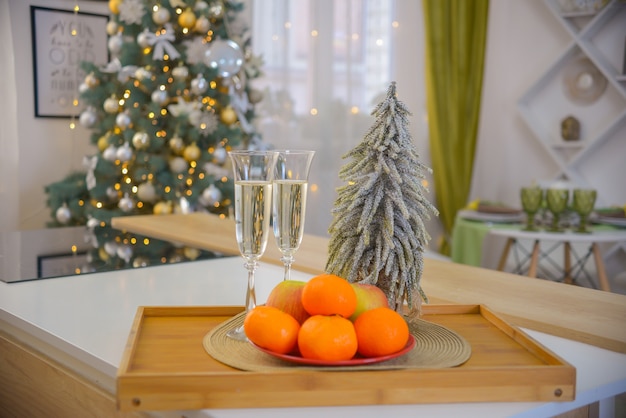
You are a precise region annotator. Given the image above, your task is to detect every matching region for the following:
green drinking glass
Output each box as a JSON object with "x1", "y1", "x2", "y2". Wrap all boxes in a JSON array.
[
  {"x1": 572, "y1": 189, "x2": 596, "y2": 233},
  {"x1": 546, "y1": 188, "x2": 569, "y2": 232},
  {"x1": 521, "y1": 187, "x2": 544, "y2": 231}
]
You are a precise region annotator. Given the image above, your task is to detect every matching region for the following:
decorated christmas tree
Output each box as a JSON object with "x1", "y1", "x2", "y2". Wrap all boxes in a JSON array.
[
  {"x1": 45, "y1": 0, "x2": 264, "y2": 269},
  {"x1": 326, "y1": 82, "x2": 438, "y2": 318}
]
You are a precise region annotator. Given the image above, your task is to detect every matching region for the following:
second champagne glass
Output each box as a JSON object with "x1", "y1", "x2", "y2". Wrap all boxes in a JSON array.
[
  {"x1": 546, "y1": 188, "x2": 569, "y2": 232},
  {"x1": 272, "y1": 150, "x2": 315, "y2": 281},
  {"x1": 228, "y1": 150, "x2": 278, "y2": 341}
]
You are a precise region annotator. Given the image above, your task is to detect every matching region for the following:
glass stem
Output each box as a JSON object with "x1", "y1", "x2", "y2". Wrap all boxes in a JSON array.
[
  {"x1": 244, "y1": 259, "x2": 258, "y2": 313},
  {"x1": 280, "y1": 254, "x2": 294, "y2": 281}
]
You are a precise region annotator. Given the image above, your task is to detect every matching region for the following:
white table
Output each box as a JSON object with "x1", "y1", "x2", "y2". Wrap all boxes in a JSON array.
[
  {"x1": 489, "y1": 228, "x2": 626, "y2": 291},
  {"x1": 1, "y1": 257, "x2": 625, "y2": 417}
]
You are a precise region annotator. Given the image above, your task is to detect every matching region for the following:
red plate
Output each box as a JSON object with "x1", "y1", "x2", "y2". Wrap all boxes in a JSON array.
[{"x1": 251, "y1": 334, "x2": 416, "y2": 366}]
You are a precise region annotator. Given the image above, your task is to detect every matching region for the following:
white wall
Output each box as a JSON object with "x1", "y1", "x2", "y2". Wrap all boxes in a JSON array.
[{"x1": 1, "y1": 0, "x2": 623, "y2": 236}]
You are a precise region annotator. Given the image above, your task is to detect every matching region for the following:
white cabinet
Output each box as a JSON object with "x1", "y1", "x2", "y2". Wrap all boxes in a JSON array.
[{"x1": 517, "y1": 0, "x2": 626, "y2": 207}]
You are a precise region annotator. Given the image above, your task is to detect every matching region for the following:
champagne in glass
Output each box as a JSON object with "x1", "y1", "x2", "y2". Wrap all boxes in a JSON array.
[
  {"x1": 272, "y1": 150, "x2": 315, "y2": 281},
  {"x1": 228, "y1": 150, "x2": 278, "y2": 341}
]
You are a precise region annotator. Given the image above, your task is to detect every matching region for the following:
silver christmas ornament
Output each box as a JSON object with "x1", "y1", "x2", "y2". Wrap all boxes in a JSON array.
[
  {"x1": 55, "y1": 204, "x2": 72, "y2": 224},
  {"x1": 132, "y1": 131, "x2": 150, "y2": 150},
  {"x1": 137, "y1": 182, "x2": 157, "y2": 202},
  {"x1": 152, "y1": 7, "x2": 171, "y2": 25},
  {"x1": 86, "y1": 217, "x2": 100, "y2": 228},
  {"x1": 134, "y1": 67, "x2": 152, "y2": 81},
  {"x1": 103, "y1": 145, "x2": 118, "y2": 161},
  {"x1": 103, "y1": 96, "x2": 119, "y2": 113},
  {"x1": 116, "y1": 244, "x2": 133, "y2": 263},
  {"x1": 118, "y1": 193, "x2": 135, "y2": 212},
  {"x1": 104, "y1": 241, "x2": 118, "y2": 257},
  {"x1": 208, "y1": 3, "x2": 224, "y2": 19},
  {"x1": 151, "y1": 88, "x2": 169, "y2": 106},
  {"x1": 106, "y1": 186, "x2": 119, "y2": 200},
  {"x1": 116, "y1": 142, "x2": 133, "y2": 162},
  {"x1": 194, "y1": 16, "x2": 210, "y2": 33},
  {"x1": 133, "y1": 256, "x2": 150, "y2": 268},
  {"x1": 200, "y1": 184, "x2": 222, "y2": 206},
  {"x1": 204, "y1": 39, "x2": 244, "y2": 78},
  {"x1": 190, "y1": 75, "x2": 208, "y2": 95},
  {"x1": 212, "y1": 147, "x2": 227, "y2": 164},
  {"x1": 169, "y1": 136, "x2": 184, "y2": 153},
  {"x1": 108, "y1": 34, "x2": 124, "y2": 55},
  {"x1": 137, "y1": 31, "x2": 151, "y2": 48},
  {"x1": 79, "y1": 108, "x2": 98, "y2": 128},
  {"x1": 172, "y1": 65, "x2": 189, "y2": 80},
  {"x1": 116, "y1": 112, "x2": 132, "y2": 129},
  {"x1": 169, "y1": 156, "x2": 188, "y2": 173},
  {"x1": 194, "y1": 1, "x2": 209, "y2": 11}
]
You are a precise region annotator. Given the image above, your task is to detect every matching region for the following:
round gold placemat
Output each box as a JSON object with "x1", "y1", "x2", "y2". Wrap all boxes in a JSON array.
[{"x1": 203, "y1": 312, "x2": 471, "y2": 371}]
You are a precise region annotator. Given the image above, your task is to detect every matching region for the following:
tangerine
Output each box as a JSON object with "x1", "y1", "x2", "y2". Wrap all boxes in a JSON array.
[
  {"x1": 353, "y1": 307, "x2": 410, "y2": 358},
  {"x1": 297, "y1": 315, "x2": 358, "y2": 361},
  {"x1": 243, "y1": 306, "x2": 300, "y2": 354},
  {"x1": 301, "y1": 274, "x2": 357, "y2": 318}
]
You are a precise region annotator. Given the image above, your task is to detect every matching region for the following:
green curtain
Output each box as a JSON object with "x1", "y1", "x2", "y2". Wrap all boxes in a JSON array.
[{"x1": 422, "y1": 0, "x2": 489, "y2": 255}]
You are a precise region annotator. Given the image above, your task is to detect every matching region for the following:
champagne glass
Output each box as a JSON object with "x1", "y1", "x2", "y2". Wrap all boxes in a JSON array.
[
  {"x1": 272, "y1": 150, "x2": 315, "y2": 281},
  {"x1": 520, "y1": 186, "x2": 543, "y2": 231},
  {"x1": 228, "y1": 150, "x2": 278, "y2": 341},
  {"x1": 572, "y1": 189, "x2": 596, "y2": 233},
  {"x1": 546, "y1": 188, "x2": 569, "y2": 232}
]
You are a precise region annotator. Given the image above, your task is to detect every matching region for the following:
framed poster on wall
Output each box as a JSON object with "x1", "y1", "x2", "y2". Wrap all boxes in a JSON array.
[{"x1": 30, "y1": 6, "x2": 108, "y2": 118}]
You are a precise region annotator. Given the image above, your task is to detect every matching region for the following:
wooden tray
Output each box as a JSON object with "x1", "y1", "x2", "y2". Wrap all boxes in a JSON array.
[{"x1": 116, "y1": 304, "x2": 575, "y2": 411}]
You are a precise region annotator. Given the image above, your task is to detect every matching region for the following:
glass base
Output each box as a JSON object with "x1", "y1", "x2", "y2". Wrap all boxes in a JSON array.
[{"x1": 226, "y1": 324, "x2": 248, "y2": 341}]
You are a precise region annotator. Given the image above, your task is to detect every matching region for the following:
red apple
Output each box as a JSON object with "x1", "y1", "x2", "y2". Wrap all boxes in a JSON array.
[
  {"x1": 265, "y1": 280, "x2": 310, "y2": 324},
  {"x1": 350, "y1": 283, "x2": 389, "y2": 321}
]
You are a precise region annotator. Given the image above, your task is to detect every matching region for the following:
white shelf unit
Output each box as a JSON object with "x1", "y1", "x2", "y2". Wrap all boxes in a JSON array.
[
  {"x1": 517, "y1": 0, "x2": 626, "y2": 208},
  {"x1": 517, "y1": 0, "x2": 626, "y2": 289}
]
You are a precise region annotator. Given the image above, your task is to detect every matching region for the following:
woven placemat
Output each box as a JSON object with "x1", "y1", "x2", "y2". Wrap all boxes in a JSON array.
[{"x1": 203, "y1": 312, "x2": 471, "y2": 371}]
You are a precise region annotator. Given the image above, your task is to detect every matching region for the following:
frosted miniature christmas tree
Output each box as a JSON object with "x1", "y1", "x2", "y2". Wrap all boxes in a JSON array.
[{"x1": 326, "y1": 82, "x2": 438, "y2": 318}]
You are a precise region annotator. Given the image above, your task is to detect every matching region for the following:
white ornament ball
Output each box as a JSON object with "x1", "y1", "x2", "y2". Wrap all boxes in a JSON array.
[
  {"x1": 137, "y1": 31, "x2": 151, "y2": 48},
  {"x1": 204, "y1": 39, "x2": 244, "y2": 78},
  {"x1": 86, "y1": 217, "x2": 100, "y2": 228},
  {"x1": 79, "y1": 108, "x2": 98, "y2": 128},
  {"x1": 134, "y1": 67, "x2": 152, "y2": 81},
  {"x1": 118, "y1": 193, "x2": 135, "y2": 212},
  {"x1": 212, "y1": 147, "x2": 227, "y2": 164},
  {"x1": 169, "y1": 136, "x2": 184, "y2": 153},
  {"x1": 248, "y1": 88, "x2": 264, "y2": 104},
  {"x1": 108, "y1": 34, "x2": 124, "y2": 54},
  {"x1": 104, "y1": 241, "x2": 118, "y2": 257},
  {"x1": 137, "y1": 182, "x2": 157, "y2": 202},
  {"x1": 172, "y1": 65, "x2": 189, "y2": 80},
  {"x1": 132, "y1": 131, "x2": 150, "y2": 150},
  {"x1": 169, "y1": 156, "x2": 188, "y2": 173},
  {"x1": 116, "y1": 142, "x2": 133, "y2": 162},
  {"x1": 190, "y1": 75, "x2": 208, "y2": 95},
  {"x1": 116, "y1": 244, "x2": 133, "y2": 262},
  {"x1": 106, "y1": 186, "x2": 119, "y2": 200},
  {"x1": 194, "y1": 16, "x2": 210, "y2": 33},
  {"x1": 194, "y1": 1, "x2": 209, "y2": 11},
  {"x1": 106, "y1": 21, "x2": 118, "y2": 36},
  {"x1": 183, "y1": 142, "x2": 201, "y2": 162},
  {"x1": 55, "y1": 204, "x2": 72, "y2": 224},
  {"x1": 103, "y1": 96, "x2": 119, "y2": 113},
  {"x1": 188, "y1": 109, "x2": 202, "y2": 126},
  {"x1": 151, "y1": 89, "x2": 169, "y2": 106},
  {"x1": 78, "y1": 83, "x2": 89, "y2": 94},
  {"x1": 200, "y1": 184, "x2": 222, "y2": 206},
  {"x1": 116, "y1": 112, "x2": 132, "y2": 129},
  {"x1": 152, "y1": 7, "x2": 171, "y2": 25},
  {"x1": 103, "y1": 145, "x2": 118, "y2": 161}
]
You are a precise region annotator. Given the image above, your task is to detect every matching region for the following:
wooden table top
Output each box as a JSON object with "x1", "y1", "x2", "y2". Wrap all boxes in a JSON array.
[{"x1": 112, "y1": 212, "x2": 626, "y2": 354}]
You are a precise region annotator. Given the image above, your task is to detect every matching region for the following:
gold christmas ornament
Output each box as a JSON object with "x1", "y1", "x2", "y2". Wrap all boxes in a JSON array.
[
  {"x1": 109, "y1": 0, "x2": 121, "y2": 14},
  {"x1": 169, "y1": 136, "x2": 184, "y2": 153},
  {"x1": 178, "y1": 8, "x2": 197, "y2": 29},
  {"x1": 183, "y1": 142, "x2": 201, "y2": 161},
  {"x1": 220, "y1": 106, "x2": 237, "y2": 125},
  {"x1": 154, "y1": 201, "x2": 174, "y2": 215},
  {"x1": 97, "y1": 135, "x2": 110, "y2": 152}
]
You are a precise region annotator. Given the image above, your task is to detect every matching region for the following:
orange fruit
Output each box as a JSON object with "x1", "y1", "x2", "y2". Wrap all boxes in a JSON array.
[
  {"x1": 301, "y1": 274, "x2": 357, "y2": 318},
  {"x1": 297, "y1": 315, "x2": 358, "y2": 361},
  {"x1": 353, "y1": 307, "x2": 410, "y2": 358},
  {"x1": 243, "y1": 306, "x2": 300, "y2": 354}
]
